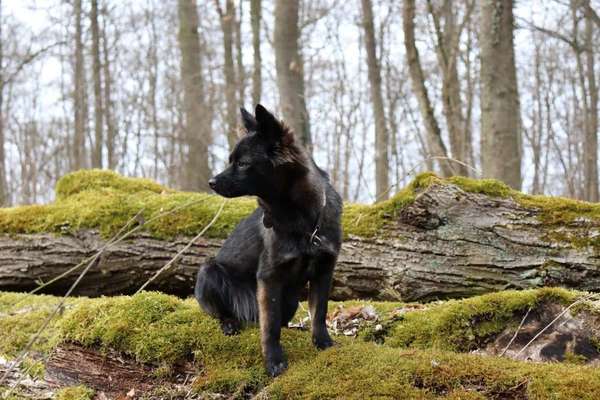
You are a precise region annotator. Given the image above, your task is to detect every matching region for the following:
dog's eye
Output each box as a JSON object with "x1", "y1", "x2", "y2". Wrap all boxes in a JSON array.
[{"x1": 236, "y1": 160, "x2": 250, "y2": 169}]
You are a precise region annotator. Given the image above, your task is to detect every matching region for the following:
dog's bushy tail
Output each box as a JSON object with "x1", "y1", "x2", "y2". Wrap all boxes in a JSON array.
[{"x1": 195, "y1": 259, "x2": 258, "y2": 323}]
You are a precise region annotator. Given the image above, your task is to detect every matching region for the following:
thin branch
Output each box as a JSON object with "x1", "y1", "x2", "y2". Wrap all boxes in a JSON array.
[
  {"x1": 135, "y1": 199, "x2": 228, "y2": 294},
  {"x1": 517, "y1": 17, "x2": 580, "y2": 51},
  {"x1": 500, "y1": 306, "x2": 532, "y2": 357},
  {"x1": 28, "y1": 197, "x2": 208, "y2": 295},
  {"x1": 2, "y1": 41, "x2": 66, "y2": 86},
  {"x1": 515, "y1": 293, "x2": 599, "y2": 358}
]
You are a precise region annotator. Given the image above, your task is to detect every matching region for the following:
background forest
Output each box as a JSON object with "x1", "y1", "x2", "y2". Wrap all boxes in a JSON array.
[{"x1": 0, "y1": 0, "x2": 598, "y2": 205}]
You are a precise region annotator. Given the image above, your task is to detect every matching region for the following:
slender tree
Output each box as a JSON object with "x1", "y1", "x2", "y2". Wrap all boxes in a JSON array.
[
  {"x1": 177, "y1": 0, "x2": 211, "y2": 191},
  {"x1": 403, "y1": 0, "x2": 453, "y2": 177},
  {"x1": 214, "y1": 0, "x2": 237, "y2": 150},
  {"x1": 427, "y1": 0, "x2": 474, "y2": 176},
  {"x1": 72, "y1": 0, "x2": 87, "y2": 171},
  {"x1": 583, "y1": 0, "x2": 598, "y2": 201},
  {"x1": 274, "y1": 0, "x2": 311, "y2": 148},
  {"x1": 251, "y1": 0, "x2": 261, "y2": 105},
  {"x1": 235, "y1": 0, "x2": 245, "y2": 106},
  {"x1": 360, "y1": 0, "x2": 389, "y2": 199},
  {"x1": 480, "y1": 0, "x2": 522, "y2": 189},
  {"x1": 0, "y1": 0, "x2": 6, "y2": 205},
  {"x1": 101, "y1": 4, "x2": 116, "y2": 170},
  {"x1": 91, "y1": 0, "x2": 103, "y2": 168}
]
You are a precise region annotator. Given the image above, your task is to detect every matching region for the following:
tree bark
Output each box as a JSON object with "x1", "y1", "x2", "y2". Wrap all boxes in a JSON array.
[
  {"x1": 2, "y1": 182, "x2": 600, "y2": 302},
  {"x1": 0, "y1": 343, "x2": 192, "y2": 399},
  {"x1": 101, "y1": 5, "x2": 116, "y2": 170},
  {"x1": 215, "y1": 0, "x2": 238, "y2": 150},
  {"x1": 235, "y1": 0, "x2": 245, "y2": 107},
  {"x1": 583, "y1": 0, "x2": 599, "y2": 202},
  {"x1": 403, "y1": 0, "x2": 454, "y2": 177},
  {"x1": 251, "y1": 0, "x2": 262, "y2": 106},
  {"x1": 360, "y1": 0, "x2": 389, "y2": 200},
  {"x1": 72, "y1": 0, "x2": 87, "y2": 171},
  {"x1": 274, "y1": 0, "x2": 311, "y2": 149},
  {"x1": 428, "y1": 0, "x2": 473, "y2": 176},
  {"x1": 480, "y1": 0, "x2": 522, "y2": 190},
  {"x1": 0, "y1": 0, "x2": 6, "y2": 206},
  {"x1": 90, "y1": 0, "x2": 103, "y2": 169},
  {"x1": 177, "y1": 0, "x2": 211, "y2": 192}
]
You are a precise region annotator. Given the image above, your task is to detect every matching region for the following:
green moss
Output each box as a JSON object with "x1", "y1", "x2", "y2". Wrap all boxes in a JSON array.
[
  {"x1": 0, "y1": 170, "x2": 257, "y2": 239},
  {"x1": 0, "y1": 388, "x2": 29, "y2": 400},
  {"x1": 517, "y1": 193, "x2": 600, "y2": 225},
  {"x1": 564, "y1": 351, "x2": 588, "y2": 365},
  {"x1": 54, "y1": 385, "x2": 94, "y2": 400},
  {"x1": 55, "y1": 169, "x2": 168, "y2": 200},
  {"x1": 2, "y1": 170, "x2": 600, "y2": 242},
  {"x1": 447, "y1": 176, "x2": 512, "y2": 198},
  {"x1": 20, "y1": 357, "x2": 45, "y2": 379},
  {"x1": 266, "y1": 344, "x2": 600, "y2": 400},
  {"x1": 2, "y1": 289, "x2": 600, "y2": 398},
  {"x1": 382, "y1": 288, "x2": 579, "y2": 351},
  {"x1": 57, "y1": 292, "x2": 318, "y2": 396},
  {"x1": 342, "y1": 187, "x2": 415, "y2": 238},
  {"x1": 341, "y1": 172, "x2": 455, "y2": 238},
  {"x1": 0, "y1": 292, "x2": 80, "y2": 358},
  {"x1": 0, "y1": 170, "x2": 478, "y2": 240}
]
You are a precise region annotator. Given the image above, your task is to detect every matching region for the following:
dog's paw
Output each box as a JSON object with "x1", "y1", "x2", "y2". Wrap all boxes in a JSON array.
[
  {"x1": 265, "y1": 358, "x2": 288, "y2": 377},
  {"x1": 220, "y1": 319, "x2": 241, "y2": 336},
  {"x1": 312, "y1": 334, "x2": 334, "y2": 350}
]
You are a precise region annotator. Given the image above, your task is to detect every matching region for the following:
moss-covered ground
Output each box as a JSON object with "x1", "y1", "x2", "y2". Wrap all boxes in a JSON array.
[
  {"x1": 1, "y1": 169, "x2": 599, "y2": 241},
  {"x1": 2, "y1": 171, "x2": 600, "y2": 397},
  {"x1": 2, "y1": 288, "x2": 600, "y2": 399}
]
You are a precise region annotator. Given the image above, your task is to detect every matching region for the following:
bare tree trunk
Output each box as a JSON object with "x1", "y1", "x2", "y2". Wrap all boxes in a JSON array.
[
  {"x1": 177, "y1": 0, "x2": 211, "y2": 191},
  {"x1": 274, "y1": 0, "x2": 311, "y2": 148},
  {"x1": 530, "y1": 37, "x2": 544, "y2": 194},
  {"x1": 403, "y1": 0, "x2": 453, "y2": 177},
  {"x1": 462, "y1": 18, "x2": 475, "y2": 170},
  {"x1": 480, "y1": 0, "x2": 522, "y2": 189},
  {"x1": 251, "y1": 0, "x2": 261, "y2": 106},
  {"x1": 147, "y1": 6, "x2": 160, "y2": 180},
  {"x1": 101, "y1": 6, "x2": 116, "y2": 170},
  {"x1": 91, "y1": 0, "x2": 103, "y2": 169},
  {"x1": 215, "y1": 0, "x2": 237, "y2": 150},
  {"x1": 73, "y1": 0, "x2": 86, "y2": 171},
  {"x1": 0, "y1": 0, "x2": 6, "y2": 206},
  {"x1": 428, "y1": 0, "x2": 473, "y2": 176},
  {"x1": 360, "y1": 0, "x2": 389, "y2": 200},
  {"x1": 235, "y1": 0, "x2": 245, "y2": 106},
  {"x1": 583, "y1": 2, "x2": 599, "y2": 202}
]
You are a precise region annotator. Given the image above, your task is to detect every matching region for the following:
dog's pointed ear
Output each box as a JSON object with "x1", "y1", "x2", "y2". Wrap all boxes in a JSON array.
[
  {"x1": 255, "y1": 104, "x2": 286, "y2": 142},
  {"x1": 240, "y1": 107, "x2": 258, "y2": 132}
]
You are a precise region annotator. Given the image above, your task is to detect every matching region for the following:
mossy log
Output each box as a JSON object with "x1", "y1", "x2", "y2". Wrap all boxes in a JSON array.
[
  {"x1": 2, "y1": 289, "x2": 600, "y2": 399},
  {"x1": 1, "y1": 170, "x2": 599, "y2": 301}
]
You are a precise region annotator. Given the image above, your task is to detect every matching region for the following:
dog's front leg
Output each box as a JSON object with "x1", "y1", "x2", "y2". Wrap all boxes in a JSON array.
[
  {"x1": 257, "y1": 278, "x2": 287, "y2": 376},
  {"x1": 308, "y1": 255, "x2": 335, "y2": 349}
]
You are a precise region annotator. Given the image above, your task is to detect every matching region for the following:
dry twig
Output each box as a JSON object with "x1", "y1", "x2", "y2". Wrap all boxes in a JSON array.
[{"x1": 135, "y1": 199, "x2": 227, "y2": 294}]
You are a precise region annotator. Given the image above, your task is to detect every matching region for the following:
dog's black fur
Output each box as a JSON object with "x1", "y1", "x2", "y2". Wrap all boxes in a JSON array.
[{"x1": 195, "y1": 104, "x2": 342, "y2": 377}]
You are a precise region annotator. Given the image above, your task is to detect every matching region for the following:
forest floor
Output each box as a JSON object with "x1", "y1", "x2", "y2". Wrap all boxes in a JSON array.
[
  {"x1": 2, "y1": 170, "x2": 600, "y2": 398},
  {"x1": 2, "y1": 287, "x2": 600, "y2": 399}
]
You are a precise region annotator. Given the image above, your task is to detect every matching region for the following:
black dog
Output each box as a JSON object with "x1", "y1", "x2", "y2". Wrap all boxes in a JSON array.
[{"x1": 195, "y1": 104, "x2": 342, "y2": 377}]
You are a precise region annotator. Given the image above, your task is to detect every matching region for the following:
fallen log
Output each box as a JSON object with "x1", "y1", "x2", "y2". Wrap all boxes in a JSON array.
[{"x1": 0, "y1": 171, "x2": 599, "y2": 301}]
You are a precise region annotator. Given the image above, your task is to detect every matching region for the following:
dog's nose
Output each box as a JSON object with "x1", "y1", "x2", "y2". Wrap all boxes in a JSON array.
[{"x1": 208, "y1": 178, "x2": 217, "y2": 189}]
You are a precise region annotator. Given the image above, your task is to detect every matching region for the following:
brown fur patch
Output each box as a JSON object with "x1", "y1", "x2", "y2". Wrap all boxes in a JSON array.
[{"x1": 257, "y1": 281, "x2": 270, "y2": 353}]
